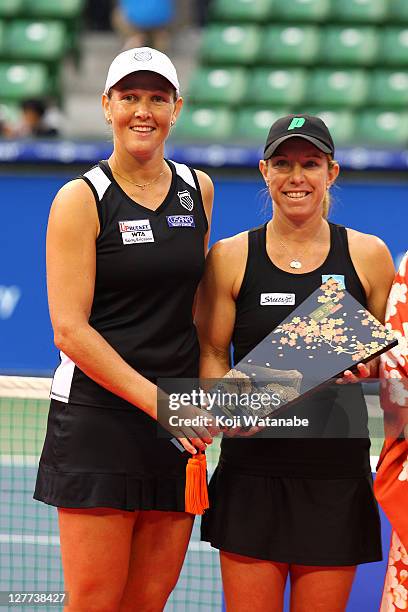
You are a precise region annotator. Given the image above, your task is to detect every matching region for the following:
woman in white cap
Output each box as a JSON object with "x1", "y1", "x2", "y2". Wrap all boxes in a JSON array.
[
  {"x1": 34, "y1": 47, "x2": 215, "y2": 611},
  {"x1": 197, "y1": 114, "x2": 395, "y2": 611}
]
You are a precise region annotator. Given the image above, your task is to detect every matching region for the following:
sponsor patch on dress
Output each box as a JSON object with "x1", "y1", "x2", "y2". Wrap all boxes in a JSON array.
[
  {"x1": 177, "y1": 190, "x2": 194, "y2": 211},
  {"x1": 166, "y1": 215, "x2": 195, "y2": 227},
  {"x1": 321, "y1": 274, "x2": 345, "y2": 290},
  {"x1": 118, "y1": 219, "x2": 154, "y2": 244},
  {"x1": 260, "y1": 293, "x2": 296, "y2": 306}
]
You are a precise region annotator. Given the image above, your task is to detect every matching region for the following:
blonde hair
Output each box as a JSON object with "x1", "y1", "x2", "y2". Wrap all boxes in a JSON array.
[{"x1": 323, "y1": 157, "x2": 337, "y2": 218}]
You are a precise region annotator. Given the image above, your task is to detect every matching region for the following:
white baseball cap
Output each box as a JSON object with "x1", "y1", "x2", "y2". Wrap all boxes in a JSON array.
[{"x1": 104, "y1": 47, "x2": 180, "y2": 97}]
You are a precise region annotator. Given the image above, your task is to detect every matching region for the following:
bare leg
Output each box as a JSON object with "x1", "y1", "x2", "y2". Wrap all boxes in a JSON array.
[
  {"x1": 290, "y1": 564, "x2": 357, "y2": 612},
  {"x1": 220, "y1": 550, "x2": 289, "y2": 612},
  {"x1": 58, "y1": 507, "x2": 138, "y2": 612},
  {"x1": 119, "y1": 510, "x2": 194, "y2": 611}
]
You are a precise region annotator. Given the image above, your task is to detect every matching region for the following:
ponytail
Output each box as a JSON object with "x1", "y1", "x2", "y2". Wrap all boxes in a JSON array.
[{"x1": 323, "y1": 157, "x2": 337, "y2": 218}]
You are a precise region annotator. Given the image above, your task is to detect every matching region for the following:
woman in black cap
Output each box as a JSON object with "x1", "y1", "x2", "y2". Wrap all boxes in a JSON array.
[
  {"x1": 33, "y1": 47, "x2": 216, "y2": 611},
  {"x1": 197, "y1": 114, "x2": 395, "y2": 610}
]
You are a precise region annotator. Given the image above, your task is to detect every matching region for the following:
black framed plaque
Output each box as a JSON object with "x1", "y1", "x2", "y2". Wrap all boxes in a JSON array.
[{"x1": 215, "y1": 278, "x2": 398, "y2": 419}]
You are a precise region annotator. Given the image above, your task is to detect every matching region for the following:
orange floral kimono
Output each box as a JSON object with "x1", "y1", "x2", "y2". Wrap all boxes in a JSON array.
[{"x1": 374, "y1": 252, "x2": 408, "y2": 611}]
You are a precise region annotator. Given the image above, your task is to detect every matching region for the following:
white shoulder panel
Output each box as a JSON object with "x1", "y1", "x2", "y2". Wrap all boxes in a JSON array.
[
  {"x1": 171, "y1": 161, "x2": 197, "y2": 190},
  {"x1": 83, "y1": 166, "x2": 111, "y2": 201}
]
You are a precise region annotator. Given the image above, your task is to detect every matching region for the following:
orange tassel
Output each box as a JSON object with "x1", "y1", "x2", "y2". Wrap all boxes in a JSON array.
[
  {"x1": 199, "y1": 453, "x2": 209, "y2": 510},
  {"x1": 185, "y1": 451, "x2": 209, "y2": 515}
]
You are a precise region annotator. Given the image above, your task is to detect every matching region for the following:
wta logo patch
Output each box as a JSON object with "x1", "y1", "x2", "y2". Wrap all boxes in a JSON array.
[
  {"x1": 167, "y1": 215, "x2": 195, "y2": 227},
  {"x1": 118, "y1": 219, "x2": 154, "y2": 244}
]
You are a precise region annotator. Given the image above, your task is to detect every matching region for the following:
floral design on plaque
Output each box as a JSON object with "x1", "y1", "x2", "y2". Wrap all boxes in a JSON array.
[{"x1": 272, "y1": 278, "x2": 396, "y2": 362}]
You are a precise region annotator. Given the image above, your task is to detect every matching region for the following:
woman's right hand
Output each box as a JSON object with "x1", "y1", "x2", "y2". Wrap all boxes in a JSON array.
[
  {"x1": 158, "y1": 403, "x2": 220, "y2": 454},
  {"x1": 177, "y1": 436, "x2": 209, "y2": 455}
]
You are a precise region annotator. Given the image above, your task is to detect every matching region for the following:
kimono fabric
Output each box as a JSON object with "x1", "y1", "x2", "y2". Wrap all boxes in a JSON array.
[{"x1": 375, "y1": 252, "x2": 408, "y2": 611}]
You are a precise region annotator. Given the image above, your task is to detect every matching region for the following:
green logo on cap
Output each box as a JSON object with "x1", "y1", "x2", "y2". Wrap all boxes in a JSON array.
[{"x1": 288, "y1": 117, "x2": 306, "y2": 131}]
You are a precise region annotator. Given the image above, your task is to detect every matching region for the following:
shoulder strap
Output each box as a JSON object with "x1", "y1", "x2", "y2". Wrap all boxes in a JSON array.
[
  {"x1": 236, "y1": 224, "x2": 267, "y2": 303},
  {"x1": 82, "y1": 164, "x2": 112, "y2": 202},
  {"x1": 329, "y1": 222, "x2": 356, "y2": 268},
  {"x1": 248, "y1": 223, "x2": 267, "y2": 258},
  {"x1": 170, "y1": 160, "x2": 197, "y2": 190},
  {"x1": 328, "y1": 222, "x2": 367, "y2": 305}
]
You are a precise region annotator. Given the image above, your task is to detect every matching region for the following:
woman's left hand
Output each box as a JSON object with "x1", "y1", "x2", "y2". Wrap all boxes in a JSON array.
[{"x1": 336, "y1": 361, "x2": 374, "y2": 384}]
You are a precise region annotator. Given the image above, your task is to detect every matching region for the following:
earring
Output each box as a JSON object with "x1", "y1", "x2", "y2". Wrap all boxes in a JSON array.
[{"x1": 170, "y1": 120, "x2": 175, "y2": 127}]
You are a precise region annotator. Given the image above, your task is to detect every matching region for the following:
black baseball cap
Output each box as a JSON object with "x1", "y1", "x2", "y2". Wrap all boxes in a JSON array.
[{"x1": 263, "y1": 114, "x2": 335, "y2": 160}]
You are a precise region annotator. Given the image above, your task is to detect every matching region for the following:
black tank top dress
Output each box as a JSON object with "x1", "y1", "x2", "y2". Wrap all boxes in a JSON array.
[
  {"x1": 34, "y1": 159, "x2": 208, "y2": 512},
  {"x1": 201, "y1": 223, "x2": 382, "y2": 565}
]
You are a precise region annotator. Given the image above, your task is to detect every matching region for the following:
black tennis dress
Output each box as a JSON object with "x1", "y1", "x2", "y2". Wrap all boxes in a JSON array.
[
  {"x1": 201, "y1": 222, "x2": 382, "y2": 565},
  {"x1": 34, "y1": 159, "x2": 208, "y2": 511}
]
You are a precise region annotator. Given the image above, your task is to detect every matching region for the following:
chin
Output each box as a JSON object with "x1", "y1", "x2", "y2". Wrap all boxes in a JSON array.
[
  {"x1": 284, "y1": 203, "x2": 311, "y2": 214},
  {"x1": 127, "y1": 142, "x2": 156, "y2": 159},
  {"x1": 283, "y1": 208, "x2": 320, "y2": 223}
]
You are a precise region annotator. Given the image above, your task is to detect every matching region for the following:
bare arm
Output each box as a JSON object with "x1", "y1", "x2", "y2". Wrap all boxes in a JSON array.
[
  {"x1": 191, "y1": 170, "x2": 215, "y2": 316},
  {"x1": 195, "y1": 234, "x2": 247, "y2": 379},
  {"x1": 196, "y1": 234, "x2": 264, "y2": 437},
  {"x1": 348, "y1": 229, "x2": 395, "y2": 323},
  {"x1": 341, "y1": 230, "x2": 395, "y2": 381},
  {"x1": 195, "y1": 169, "x2": 214, "y2": 254}
]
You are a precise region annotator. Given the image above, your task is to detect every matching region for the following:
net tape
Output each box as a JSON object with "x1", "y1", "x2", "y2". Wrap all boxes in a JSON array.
[{"x1": 0, "y1": 376, "x2": 51, "y2": 399}]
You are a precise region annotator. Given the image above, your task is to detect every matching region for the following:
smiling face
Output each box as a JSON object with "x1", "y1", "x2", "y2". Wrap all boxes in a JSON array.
[
  {"x1": 260, "y1": 137, "x2": 339, "y2": 222},
  {"x1": 102, "y1": 71, "x2": 182, "y2": 161}
]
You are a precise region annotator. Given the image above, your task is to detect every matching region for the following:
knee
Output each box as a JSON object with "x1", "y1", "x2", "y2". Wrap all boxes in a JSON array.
[
  {"x1": 66, "y1": 580, "x2": 123, "y2": 612},
  {"x1": 120, "y1": 580, "x2": 176, "y2": 612},
  {"x1": 67, "y1": 597, "x2": 121, "y2": 612}
]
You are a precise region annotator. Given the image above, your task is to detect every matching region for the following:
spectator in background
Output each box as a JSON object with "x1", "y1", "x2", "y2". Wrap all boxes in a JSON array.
[
  {"x1": 0, "y1": 108, "x2": 7, "y2": 138},
  {"x1": 19, "y1": 99, "x2": 59, "y2": 137},
  {"x1": 112, "y1": 0, "x2": 174, "y2": 51},
  {"x1": 194, "y1": 0, "x2": 211, "y2": 27},
  {"x1": 2, "y1": 99, "x2": 59, "y2": 138},
  {"x1": 86, "y1": 0, "x2": 113, "y2": 31}
]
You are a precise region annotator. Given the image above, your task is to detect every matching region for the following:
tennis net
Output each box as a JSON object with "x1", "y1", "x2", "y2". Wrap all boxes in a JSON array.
[{"x1": 0, "y1": 376, "x2": 223, "y2": 612}]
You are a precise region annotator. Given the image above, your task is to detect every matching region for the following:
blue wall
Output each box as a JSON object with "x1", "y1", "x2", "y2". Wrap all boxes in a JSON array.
[
  {"x1": 1, "y1": 176, "x2": 66, "y2": 373},
  {"x1": 211, "y1": 179, "x2": 407, "y2": 263},
  {"x1": 0, "y1": 174, "x2": 406, "y2": 373}
]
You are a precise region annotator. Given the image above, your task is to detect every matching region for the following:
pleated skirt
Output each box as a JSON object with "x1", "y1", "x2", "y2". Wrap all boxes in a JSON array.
[
  {"x1": 34, "y1": 399, "x2": 189, "y2": 511},
  {"x1": 201, "y1": 460, "x2": 382, "y2": 566}
]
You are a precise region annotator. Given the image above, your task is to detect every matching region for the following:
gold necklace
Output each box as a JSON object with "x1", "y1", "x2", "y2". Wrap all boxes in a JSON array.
[
  {"x1": 270, "y1": 223, "x2": 326, "y2": 270},
  {"x1": 111, "y1": 165, "x2": 167, "y2": 190}
]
